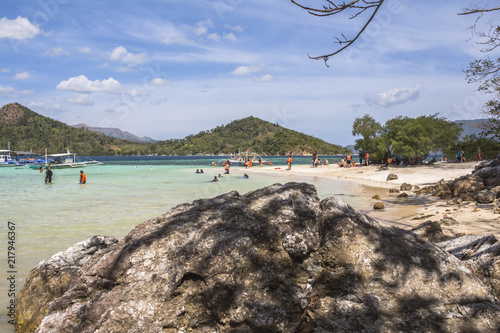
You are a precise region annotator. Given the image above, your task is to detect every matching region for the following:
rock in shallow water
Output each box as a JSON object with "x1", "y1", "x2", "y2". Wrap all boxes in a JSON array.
[{"x1": 16, "y1": 182, "x2": 500, "y2": 333}]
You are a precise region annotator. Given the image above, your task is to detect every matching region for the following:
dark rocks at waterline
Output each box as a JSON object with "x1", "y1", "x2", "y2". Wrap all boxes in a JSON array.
[
  {"x1": 373, "y1": 202, "x2": 385, "y2": 210},
  {"x1": 418, "y1": 154, "x2": 500, "y2": 204},
  {"x1": 400, "y1": 183, "x2": 412, "y2": 191},
  {"x1": 17, "y1": 183, "x2": 500, "y2": 333},
  {"x1": 477, "y1": 189, "x2": 496, "y2": 204},
  {"x1": 397, "y1": 192, "x2": 409, "y2": 198},
  {"x1": 372, "y1": 194, "x2": 381, "y2": 200},
  {"x1": 389, "y1": 188, "x2": 400, "y2": 193},
  {"x1": 386, "y1": 173, "x2": 398, "y2": 181},
  {"x1": 410, "y1": 221, "x2": 449, "y2": 243}
]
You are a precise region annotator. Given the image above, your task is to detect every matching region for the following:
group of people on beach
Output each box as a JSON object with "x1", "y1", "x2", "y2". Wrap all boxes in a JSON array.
[{"x1": 39, "y1": 166, "x2": 86, "y2": 184}]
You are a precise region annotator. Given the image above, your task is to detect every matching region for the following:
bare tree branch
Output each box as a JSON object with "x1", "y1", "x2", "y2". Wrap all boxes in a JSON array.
[
  {"x1": 458, "y1": 6, "x2": 500, "y2": 15},
  {"x1": 291, "y1": 0, "x2": 385, "y2": 67}
]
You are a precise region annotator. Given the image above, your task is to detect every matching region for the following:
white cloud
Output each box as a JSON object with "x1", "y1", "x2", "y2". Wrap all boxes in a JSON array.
[
  {"x1": 44, "y1": 46, "x2": 70, "y2": 57},
  {"x1": 14, "y1": 71, "x2": 30, "y2": 80},
  {"x1": 0, "y1": 16, "x2": 42, "y2": 40},
  {"x1": 224, "y1": 24, "x2": 244, "y2": 32},
  {"x1": 223, "y1": 33, "x2": 237, "y2": 41},
  {"x1": 51, "y1": 103, "x2": 63, "y2": 111},
  {"x1": 78, "y1": 47, "x2": 91, "y2": 53},
  {"x1": 194, "y1": 19, "x2": 213, "y2": 36},
  {"x1": 0, "y1": 85, "x2": 15, "y2": 97},
  {"x1": 20, "y1": 89, "x2": 34, "y2": 96},
  {"x1": 149, "y1": 78, "x2": 170, "y2": 86},
  {"x1": 0, "y1": 68, "x2": 10, "y2": 73},
  {"x1": 110, "y1": 46, "x2": 147, "y2": 66},
  {"x1": 207, "y1": 33, "x2": 221, "y2": 42},
  {"x1": 67, "y1": 93, "x2": 94, "y2": 105},
  {"x1": 127, "y1": 89, "x2": 144, "y2": 97},
  {"x1": 28, "y1": 101, "x2": 44, "y2": 109},
  {"x1": 56, "y1": 75, "x2": 123, "y2": 94},
  {"x1": 254, "y1": 74, "x2": 274, "y2": 82},
  {"x1": 231, "y1": 64, "x2": 264, "y2": 76},
  {"x1": 368, "y1": 83, "x2": 425, "y2": 108}
]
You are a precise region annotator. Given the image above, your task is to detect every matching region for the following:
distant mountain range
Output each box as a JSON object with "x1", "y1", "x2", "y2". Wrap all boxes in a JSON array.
[
  {"x1": 454, "y1": 119, "x2": 490, "y2": 138},
  {"x1": 71, "y1": 123, "x2": 156, "y2": 143}
]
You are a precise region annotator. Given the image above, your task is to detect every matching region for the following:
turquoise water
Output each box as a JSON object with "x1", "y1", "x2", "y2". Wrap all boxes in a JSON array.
[{"x1": 0, "y1": 158, "x2": 366, "y2": 331}]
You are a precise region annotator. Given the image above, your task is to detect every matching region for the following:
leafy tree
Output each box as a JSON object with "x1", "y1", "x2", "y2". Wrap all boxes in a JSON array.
[
  {"x1": 352, "y1": 114, "x2": 462, "y2": 163},
  {"x1": 352, "y1": 114, "x2": 385, "y2": 160}
]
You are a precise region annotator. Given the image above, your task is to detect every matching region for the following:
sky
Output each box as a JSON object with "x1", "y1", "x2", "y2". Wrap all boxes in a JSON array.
[{"x1": 0, "y1": 0, "x2": 497, "y2": 146}]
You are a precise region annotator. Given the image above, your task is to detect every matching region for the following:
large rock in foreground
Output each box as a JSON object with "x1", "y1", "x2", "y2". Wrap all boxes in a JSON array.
[{"x1": 17, "y1": 183, "x2": 500, "y2": 332}]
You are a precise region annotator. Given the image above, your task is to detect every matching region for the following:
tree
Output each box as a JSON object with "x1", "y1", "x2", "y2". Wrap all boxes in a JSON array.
[
  {"x1": 352, "y1": 114, "x2": 462, "y2": 163},
  {"x1": 352, "y1": 114, "x2": 386, "y2": 160}
]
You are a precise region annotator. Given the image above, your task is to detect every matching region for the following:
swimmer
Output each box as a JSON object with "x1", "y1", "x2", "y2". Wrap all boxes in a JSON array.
[
  {"x1": 79, "y1": 170, "x2": 86, "y2": 184},
  {"x1": 243, "y1": 173, "x2": 249, "y2": 179},
  {"x1": 212, "y1": 176, "x2": 218, "y2": 182}
]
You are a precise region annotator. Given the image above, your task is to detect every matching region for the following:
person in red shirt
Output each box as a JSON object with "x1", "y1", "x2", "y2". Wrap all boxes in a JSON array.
[{"x1": 287, "y1": 155, "x2": 292, "y2": 170}]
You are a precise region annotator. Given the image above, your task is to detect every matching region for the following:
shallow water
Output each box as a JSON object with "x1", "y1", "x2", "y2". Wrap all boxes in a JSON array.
[{"x1": 0, "y1": 158, "x2": 367, "y2": 331}]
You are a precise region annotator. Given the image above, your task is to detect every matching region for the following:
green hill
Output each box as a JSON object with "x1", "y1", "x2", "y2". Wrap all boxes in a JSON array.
[
  {"x1": 150, "y1": 116, "x2": 349, "y2": 155},
  {"x1": 0, "y1": 103, "x2": 137, "y2": 155},
  {"x1": 0, "y1": 103, "x2": 349, "y2": 156}
]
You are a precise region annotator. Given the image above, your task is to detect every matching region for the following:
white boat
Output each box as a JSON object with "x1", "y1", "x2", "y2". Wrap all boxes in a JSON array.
[
  {"x1": 29, "y1": 149, "x2": 102, "y2": 169},
  {"x1": 216, "y1": 149, "x2": 273, "y2": 167},
  {"x1": 0, "y1": 150, "x2": 17, "y2": 167}
]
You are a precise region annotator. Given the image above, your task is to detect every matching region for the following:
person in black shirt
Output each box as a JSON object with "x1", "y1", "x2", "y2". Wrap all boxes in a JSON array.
[{"x1": 45, "y1": 166, "x2": 53, "y2": 184}]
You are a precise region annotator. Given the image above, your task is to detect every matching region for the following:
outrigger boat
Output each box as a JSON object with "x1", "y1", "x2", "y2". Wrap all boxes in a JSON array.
[
  {"x1": 11, "y1": 151, "x2": 46, "y2": 166},
  {"x1": 28, "y1": 149, "x2": 102, "y2": 169},
  {"x1": 0, "y1": 150, "x2": 16, "y2": 167},
  {"x1": 216, "y1": 149, "x2": 273, "y2": 167}
]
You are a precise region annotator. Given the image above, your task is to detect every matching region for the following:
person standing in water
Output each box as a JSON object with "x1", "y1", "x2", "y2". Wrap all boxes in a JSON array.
[
  {"x1": 45, "y1": 166, "x2": 53, "y2": 184},
  {"x1": 287, "y1": 155, "x2": 292, "y2": 170},
  {"x1": 79, "y1": 170, "x2": 86, "y2": 184}
]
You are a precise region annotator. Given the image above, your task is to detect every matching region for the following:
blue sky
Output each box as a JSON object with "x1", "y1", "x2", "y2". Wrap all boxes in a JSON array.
[{"x1": 0, "y1": 0, "x2": 495, "y2": 146}]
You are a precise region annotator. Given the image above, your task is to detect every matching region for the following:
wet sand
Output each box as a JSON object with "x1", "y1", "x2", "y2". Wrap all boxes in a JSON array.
[{"x1": 239, "y1": 161, "x2": 500, "y2": 238}]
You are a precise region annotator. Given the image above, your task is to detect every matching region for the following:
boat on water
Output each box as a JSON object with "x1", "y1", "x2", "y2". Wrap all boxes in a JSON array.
[
  {"x1": 0, "y1": 150, "x2": 17, "y2": 167},
  {"x1": 215, "y1": 150, "x2": 273, "y2": 167},
  {"x1": 11, "y1": 151, "x2": 46, "y2": 166},
  {"x1": 28, "y1": 150, "x2": 102, "y2": 169}
]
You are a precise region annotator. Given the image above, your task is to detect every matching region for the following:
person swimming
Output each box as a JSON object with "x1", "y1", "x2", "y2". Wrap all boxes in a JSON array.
[
  {"x1": 243, "y1": 173, "x2": 249, "y2": 179},
  {"x1": 212, "y1": 176, "x2": 218, "y2": 182}
]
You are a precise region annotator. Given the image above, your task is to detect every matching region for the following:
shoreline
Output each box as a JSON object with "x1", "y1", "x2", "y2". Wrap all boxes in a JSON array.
[{"x1": 236, "y1": 161, "x2": 500, "y2": 238}]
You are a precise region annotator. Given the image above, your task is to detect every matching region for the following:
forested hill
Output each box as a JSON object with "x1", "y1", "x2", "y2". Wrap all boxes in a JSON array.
[
  {"x1": 150, "y1": 116, "x2": 350, "y2": 155},
  {"x1": 0, "y1": 103, "x2": 349, "y2": 156},
  {"x1": 0, "y1": 103, "x2": 130, "y2": 155}
]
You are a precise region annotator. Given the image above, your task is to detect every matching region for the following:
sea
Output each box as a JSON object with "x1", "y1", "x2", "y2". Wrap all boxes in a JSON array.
[{"x1": 0, "y1": 155, "x2": 370, "y2": 331}]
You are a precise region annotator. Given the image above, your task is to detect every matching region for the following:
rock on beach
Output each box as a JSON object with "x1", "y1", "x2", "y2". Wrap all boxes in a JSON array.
[{"x1": 16, "y1": 183, "x2": 500, "y2": 333}]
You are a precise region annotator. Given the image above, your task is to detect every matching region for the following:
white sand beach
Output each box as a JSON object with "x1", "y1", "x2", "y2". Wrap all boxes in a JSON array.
[{"x1": 242, "y1": 161, "x2": 500, "y2": 239}]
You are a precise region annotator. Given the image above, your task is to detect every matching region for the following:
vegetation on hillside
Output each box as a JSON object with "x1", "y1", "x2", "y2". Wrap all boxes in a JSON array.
[
  {"x1": 0, "y1": 103, "x2": 349, "y2": 156},
  {"x1": 150, "y1": 116, "x2": 349, "y2": 155}
]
